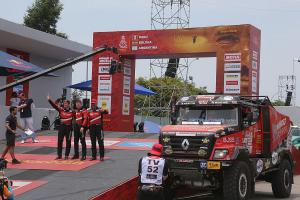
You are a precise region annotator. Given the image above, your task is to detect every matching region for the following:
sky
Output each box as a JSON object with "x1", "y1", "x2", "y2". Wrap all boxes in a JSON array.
[{"x1": 1, "y1": 0, "x2": 300, "y2": 104}]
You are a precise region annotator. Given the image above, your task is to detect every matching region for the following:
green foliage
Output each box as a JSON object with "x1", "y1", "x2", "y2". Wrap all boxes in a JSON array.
[
  {"x1": 272, "y1": 99, "x2": 285, "y2": 106},
  {"x1": 24, "y1": 0, "x2": 68, "y2": 39},
  {"x1": 135, "y1": 77, "x2": 207, "y2": 117}
]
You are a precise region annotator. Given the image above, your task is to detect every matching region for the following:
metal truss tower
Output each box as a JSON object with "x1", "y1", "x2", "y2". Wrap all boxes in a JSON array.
[
  {"x1": 278, "y1": 75, "x2": 296, "y2": 105},
  {"x1": 143, "y1": 0, "x2": 191, "y2": 123}
]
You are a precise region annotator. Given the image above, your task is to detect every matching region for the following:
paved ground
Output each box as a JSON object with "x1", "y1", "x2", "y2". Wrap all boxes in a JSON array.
[
  {"x1": 1, "y1": 130, "x2": 300, "y2": 200},
  {"x1": 180, "y1": 176, "x2": 300, "y2": 200}
]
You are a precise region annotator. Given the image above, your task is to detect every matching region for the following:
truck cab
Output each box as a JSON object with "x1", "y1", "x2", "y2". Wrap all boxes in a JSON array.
[{"x1": 160, "y1": 95, "x2": 293, "y2": 200}]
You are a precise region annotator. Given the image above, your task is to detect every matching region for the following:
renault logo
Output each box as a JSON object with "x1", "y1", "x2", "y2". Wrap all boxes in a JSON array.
[{"x1": 182, "y1": 139, "x2": 190, "y2": 151}]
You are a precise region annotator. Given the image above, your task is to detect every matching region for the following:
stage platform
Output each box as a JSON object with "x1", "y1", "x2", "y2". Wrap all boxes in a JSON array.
[{"x1": 0, "y1": 130, "x2": 158, "y2": 200}]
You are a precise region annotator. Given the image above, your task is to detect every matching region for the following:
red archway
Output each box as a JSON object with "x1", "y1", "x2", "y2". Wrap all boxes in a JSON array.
[{"x1": 92, "y1": 24, "x2": 261, "y2": 132}]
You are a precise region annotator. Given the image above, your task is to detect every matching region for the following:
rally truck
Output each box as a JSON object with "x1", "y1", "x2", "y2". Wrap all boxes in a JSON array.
[{"x1": 159, "y1": 95, "x2": 294, "y2": 200}]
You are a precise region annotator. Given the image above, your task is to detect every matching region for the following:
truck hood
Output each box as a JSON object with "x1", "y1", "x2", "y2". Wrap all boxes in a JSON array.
[{"x1": 160, "y1": 125, "x2": 227, "y2": 133}]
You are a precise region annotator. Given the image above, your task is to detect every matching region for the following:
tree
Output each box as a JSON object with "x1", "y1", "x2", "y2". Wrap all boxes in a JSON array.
[
  {"x1": 272, "y1": 100, "x2": 285, "y2": 106},
  {"x1": 135, "y1": 77, "x2": 207, "y2": 117},
  {"x1": 24, "y1": 0, "x2": 68, "y2": 39}
]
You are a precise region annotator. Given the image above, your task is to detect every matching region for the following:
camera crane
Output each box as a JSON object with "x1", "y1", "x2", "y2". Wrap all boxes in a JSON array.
[{"x1": 0, "y1": 46, "x2": 118, "y2": 92}]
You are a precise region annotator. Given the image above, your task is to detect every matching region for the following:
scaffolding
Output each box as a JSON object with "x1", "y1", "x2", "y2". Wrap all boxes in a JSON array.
[
  {"x1": 138, "y1": 0, "x2": 191, "y2": 124},
  {"x1": 278, "y1": 75, "x2": 296, "y2": 105}
]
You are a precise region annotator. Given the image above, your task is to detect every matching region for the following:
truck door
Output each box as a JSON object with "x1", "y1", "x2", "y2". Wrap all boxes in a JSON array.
[{"x1": 261, "y1": 106, "x2": 271, "y2": 156}]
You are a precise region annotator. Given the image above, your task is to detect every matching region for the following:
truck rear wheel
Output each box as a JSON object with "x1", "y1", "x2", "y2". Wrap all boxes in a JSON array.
[
  {"x1": 223, "y1": 161, "x2": 251, "y2": 200},
  {"x1": 271, "y1": 159, "x2": 292, "y2": 198}
]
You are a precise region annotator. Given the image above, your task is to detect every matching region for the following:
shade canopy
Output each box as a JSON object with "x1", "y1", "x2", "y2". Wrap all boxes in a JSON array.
[
  {"x1": 67, "y1": 80, "x2": 156, "y2": 96},
  {"x1": 0, "y1": 51, "x2": 57, "y2": 77}
]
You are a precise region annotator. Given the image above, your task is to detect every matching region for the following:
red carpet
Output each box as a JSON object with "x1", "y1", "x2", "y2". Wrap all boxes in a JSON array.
[
  {"x1": 16, "y1": 136, "x2": 158, "y2": 151},
  {"x1": 13, "y1": 180, "x2": 48, "y2": 196},
  {"x1": 6, "y1": 154, "x2": 107, "y2": 171}
]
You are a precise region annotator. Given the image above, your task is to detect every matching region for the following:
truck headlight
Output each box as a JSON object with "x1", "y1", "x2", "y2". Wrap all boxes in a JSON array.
[
  {"x1": 162, "y1": 137, "x2": 170, "y2": 144},
  {"x1": 213, "y1": 149, "x2": 228, "y2": 159},
  {"x1": 165, "y1": 145, "x2": 173, "y2": 155}
]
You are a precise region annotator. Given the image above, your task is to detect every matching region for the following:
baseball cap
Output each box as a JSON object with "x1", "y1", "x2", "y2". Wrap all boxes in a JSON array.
[{"x1": 150, "y1": 143, "x2": 163, "y2": 157}]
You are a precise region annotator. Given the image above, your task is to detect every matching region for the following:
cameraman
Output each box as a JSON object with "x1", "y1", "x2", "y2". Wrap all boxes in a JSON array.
[
  {"x1": 0, "y1": 176, "x2": 14, "y2": 200},
  {"x1": 1, "y1": 106, "x2": 24, "y2": 164}
]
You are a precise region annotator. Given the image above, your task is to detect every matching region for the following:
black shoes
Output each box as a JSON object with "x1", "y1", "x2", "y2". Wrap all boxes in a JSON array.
[
  {"x1": 71, "y1": 155, "x2": 79, "y2": 160},
  {"x1": 55, "y1": 156, "x2": 62, "y2": 160},
  {"x1": 81, "y1": 156, "x2": 86, "y2": 161},
  {"x1": 100, "y1": 157, "x2": 104, "y2": 161},
  {"x1": 64, "y1": 156, "x2": 69, "y2": 160},
  {"x1": 12, "y1": 159, "x2": 21, "y2": 164},
  {"x1": 90, "y1": 157, "x2": 96, "y2": 161}
]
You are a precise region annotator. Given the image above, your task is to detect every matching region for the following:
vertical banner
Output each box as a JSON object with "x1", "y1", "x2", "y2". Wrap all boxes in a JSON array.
[
  {"x1": 122, "y1": 96, "x2": 130, "y2": 115},
  {"x1": 98, "y1": 75, "x2": 112, "y2": 94},
  {"x1": 98, "y1": 95, "x2": 112, "y2": 114}
]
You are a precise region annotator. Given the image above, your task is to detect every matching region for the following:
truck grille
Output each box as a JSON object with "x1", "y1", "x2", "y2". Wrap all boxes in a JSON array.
[{"x1": 163, "y1": 135, "x2": 215, "y2": 159}]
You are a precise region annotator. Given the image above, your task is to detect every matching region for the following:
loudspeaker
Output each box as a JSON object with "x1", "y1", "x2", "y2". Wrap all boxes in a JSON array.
[
  {"x1": 83, "y1": 98, "x2": 90, "y2": 109},
  {"x1": 165, "y1": 58, "x2": 180, "y2": 78},
  {"x1": 285, "y1": 91, "x2": 293, "y2": 106}
]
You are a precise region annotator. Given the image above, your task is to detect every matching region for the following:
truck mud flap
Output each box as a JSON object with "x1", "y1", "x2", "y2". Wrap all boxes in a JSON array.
[
  {"x1": 292, "y1": 147, "x2": 300, "y2": 175},
  {"x1": 89, "y1": 177, "x2": 138, "y2": 200},
  {"x1": 262, "y1": 107, "x2": 271, "y2": 156}
]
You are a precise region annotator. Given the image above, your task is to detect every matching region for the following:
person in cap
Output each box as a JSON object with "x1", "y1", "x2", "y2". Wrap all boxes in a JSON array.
[
  {"x1": 47, "y1": 95, "x2": 74, "y2": 160},
  {"x1": 84, "y1": 99, "x2": 108, "y2": 161},
  {"x1": 137, "y1": 143, "x2": 171, "y2": 200}
]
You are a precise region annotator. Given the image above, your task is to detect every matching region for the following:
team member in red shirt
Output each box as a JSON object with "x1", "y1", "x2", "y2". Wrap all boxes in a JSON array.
[
  {"x1": 83, "y1": 99, "x2": 108, "y2": 161},
  {"x1": 48, "y1": 95, "x2": 74, "y2": 160},
  {"x1": 72, "y1": 100, "x2": 87, "y2": 160}
]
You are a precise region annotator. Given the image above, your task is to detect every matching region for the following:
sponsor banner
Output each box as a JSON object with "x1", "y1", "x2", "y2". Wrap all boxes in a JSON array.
[
  {"x1": 99, "y1": 57, "x2": 112, "y2": 66},
  {"x1": 98, "y1": 95, "x2": 111, "y2": 114},
  {"x1": 123, "y1": 76, "x2": 131, "y2": 95},
  {"x1": 252, "y1": 71, "x2": 257, "y2": 93},
  {"x1": 98, "y1": 66, "x2": 110, "y2": 74},
  {"x1": 224, "y1": 63, "x2": 241, "y2": 72},
  {"x1": 253, "y1": 51, "x2": 258, "y2": 61},
  {"x1": 122, "y1": 96, "x2": 130, "y2": 115},
  {"x1": 131, "y1": 34, "x2": 158, "y2": 51},
  {"x1": 224, "y1": 73, "x2": 241, "y2": 94},
  {"x1": 124, "y1": 67, "x2": 132, "y2": 76},
  {"x1": 224, "y1": 53, "x2": 241, "y2": 62},
  {"x1": 123, "y1": 59, "x2": 132, "y2": 67},
  {"x1": 252, "y1": 60, "x2": 258, "y2": 70},
  {"x1": 98, "y1": 75, "x2": 112, "y2": 94}
]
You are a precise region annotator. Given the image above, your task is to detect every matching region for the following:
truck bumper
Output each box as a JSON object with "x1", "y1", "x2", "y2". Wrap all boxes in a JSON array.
[{"x1": 168, "y1": 158, "x2": 233, "y2": 189}]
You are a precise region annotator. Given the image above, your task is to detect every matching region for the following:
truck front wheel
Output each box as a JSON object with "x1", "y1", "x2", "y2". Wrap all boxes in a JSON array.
[
  {"x1": 271, "y1": 159, "x2": 292, "y2": 198},
  {"x1": 223, "y1": 161, "x2": 251, "y2": 200}
]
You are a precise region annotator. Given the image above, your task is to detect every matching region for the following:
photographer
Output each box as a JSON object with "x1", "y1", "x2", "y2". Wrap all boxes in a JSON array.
[{"x1": 1, "y1": 107, "x2": 25, "y2": 164}]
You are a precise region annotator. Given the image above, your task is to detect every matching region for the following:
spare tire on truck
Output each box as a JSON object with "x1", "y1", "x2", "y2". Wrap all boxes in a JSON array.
[
  {"x1": 271, "y1": 159, "x2": 292, "y2": 198},
  {"x1": 223, "y1": 161, "x2": 251, "y2": 200}
]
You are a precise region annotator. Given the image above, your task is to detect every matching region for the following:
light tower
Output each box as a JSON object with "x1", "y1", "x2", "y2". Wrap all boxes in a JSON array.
[
  {"x1": 278, "y1": 75, "x2": 296, "y2": 106},
  {"x1": 144, "y1": 0, "x2": 191, "y2": 123}
]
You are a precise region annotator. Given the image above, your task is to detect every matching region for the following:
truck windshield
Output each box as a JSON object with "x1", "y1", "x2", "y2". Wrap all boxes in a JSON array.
[{"x1": 178, "y1": 107, "x2": 238, "y2": 126}]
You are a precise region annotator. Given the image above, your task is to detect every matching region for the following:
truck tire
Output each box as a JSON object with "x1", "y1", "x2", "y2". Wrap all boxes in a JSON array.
[
  {"x1": 223, "y1": 161, "x2": 251, "y2": 200},
  {"x1": 271, "y1": 159, "x2": 292, "y2": 198}
]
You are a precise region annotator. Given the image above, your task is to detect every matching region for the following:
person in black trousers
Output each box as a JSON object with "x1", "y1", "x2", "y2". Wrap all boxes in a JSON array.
[
  {"x1": 48, "y1": 95, "x2": 74, "y2": 160},
  {"x1": 72, "y1": 100, "x2": 87, "y2": 160},
  {"x1": 85, "y1": 99, "x2": 107, "y2": 161}
]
